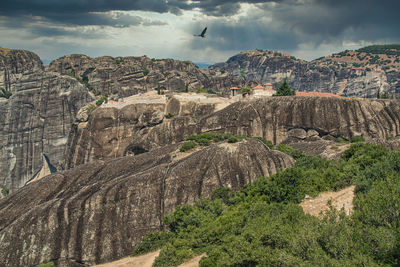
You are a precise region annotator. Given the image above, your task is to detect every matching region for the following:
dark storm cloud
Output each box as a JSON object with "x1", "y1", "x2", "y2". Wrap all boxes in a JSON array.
[
  {"x1": 263, "y1": 0, "x2": 400, "y2": 41},
  {"x1": 0, "y1": 0, "x2": 173, "y2": 26}
]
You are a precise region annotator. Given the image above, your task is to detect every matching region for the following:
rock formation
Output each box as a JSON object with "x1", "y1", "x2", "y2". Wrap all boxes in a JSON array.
[
  {"x1": 66, "y1": 96, "x2": 400, "y2": 168},
  {"x1": 210, "y1": 50, "x2": 392, "y2": 98},
  {"x1": 128, "y1": 96, "x2": 400, "y2": 151},
  {"x1": 0, "y1": 139, "x2": 295, "y2": 266},
  {"x1": 0, "y1": 49, "x2": 95, "y2": 192},
  {"x1": 48, "y1": 54, "x2": 245, "y2": 97}
]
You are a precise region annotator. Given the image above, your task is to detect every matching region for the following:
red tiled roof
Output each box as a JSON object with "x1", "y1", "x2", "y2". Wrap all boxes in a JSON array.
[
  {"x1": 296, "y1": 91, "x2": 340, "y2": 98},
  {"x1": 230, "y1": 87, "x2": 240, "y2": 90},
  {"x1": 108, "y1": 99, "x2": 118, "y2": 103},
  {"x1": 252, "y1": 85, "x2": 264, "y2": 90}
]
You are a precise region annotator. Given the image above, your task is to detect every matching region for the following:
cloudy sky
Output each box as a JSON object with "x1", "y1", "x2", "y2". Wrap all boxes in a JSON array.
[{"x1": 0, "y1": 0, "x2": 399, "y2": 65}]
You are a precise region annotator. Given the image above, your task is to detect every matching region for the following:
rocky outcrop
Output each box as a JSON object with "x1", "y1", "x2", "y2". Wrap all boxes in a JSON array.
[
  {"x1": 0, "y1": 49, "x2": 95, "y2": 192},
  {"x1": 0, "y1": 48, "x2": 44, "y2": 91},
  {"x1": 66, "y1": 96, "x2": 400, "y2": 168},
  {"x1": 128, "y1": 97, "x2": 400, "y2": 151},
  {"x1": 65, "y1": 93, "x2": 234, "y2": 168},
  {"x1": 210, "y1": 50, "x2": 391, "y2": 98},
  {"x1": 0, "y1": 139, "x2": 295, "y2": 266},
  {"x1": 48, "y1": 55, "x2": 245, "y2": 97}
]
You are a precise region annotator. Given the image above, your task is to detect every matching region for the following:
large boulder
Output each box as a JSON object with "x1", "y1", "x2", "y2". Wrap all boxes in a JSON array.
[{"x1": 0, "y1": 139, "x2": 294, "y2": 266}]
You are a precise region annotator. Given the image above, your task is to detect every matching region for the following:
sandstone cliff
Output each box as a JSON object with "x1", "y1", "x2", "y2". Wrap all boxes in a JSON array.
[
  {"x1": 128, "y1": 97, "x2": 400, "y2": 151},
  {"x1": 0, "y1": 49, "x2": 95, "y2": 192},
  {"x1": 65, "y1": 96, "x2": 400, "y2": 169},
  {"x1": 0, "y1": 139, "x2": 294, "y2": 266},
  {"x1": 65, "y1": 92, "x2": 233, "y2": 168}
]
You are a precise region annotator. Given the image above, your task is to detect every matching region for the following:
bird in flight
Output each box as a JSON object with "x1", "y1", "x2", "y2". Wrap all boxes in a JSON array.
[{"x1": 194, "y1": 27, "x2": 207, "y2": 38}]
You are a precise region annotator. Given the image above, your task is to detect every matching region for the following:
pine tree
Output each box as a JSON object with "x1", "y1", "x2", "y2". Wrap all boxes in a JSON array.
[{"x1": 275, "y1": 79, "x2": 295, "y2": 96}]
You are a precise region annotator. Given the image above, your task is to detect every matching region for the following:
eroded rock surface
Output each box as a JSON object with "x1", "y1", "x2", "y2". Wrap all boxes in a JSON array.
[
  {"x1": 48, "y1": 54, "x2": 245, "y2": 96},
  {"x1": 0, "y1": 49, "x2": 94, "y2": 192},
  {"x1": 129, "y1": 97, "x2": 400, "y2": 151},
  {"x1": 0, "y1": 139, "x2": 294, "y2": 266}
]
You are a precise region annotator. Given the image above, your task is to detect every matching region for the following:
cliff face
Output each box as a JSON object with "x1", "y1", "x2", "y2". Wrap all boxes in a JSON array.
[
  {"x1": 65, "y1": 93, "x2": 231, "y2": 168},
  {"x1": 65, "y1": 96, "x2": 400, "y2": 168},
  {"x1": 0, "y1": 49, "x2": 94, "y2": 192},
  {"x1": 210, "y1": 50, "x2": 391, "y2": 98},
  {"x1": 48, "y1": 54, "x2": 245, "y2": 97},
  {"x1": 0, "y1": 139, "x2": 294, "y2": 266},
  {"x1": 125, "y1": 97, "x2": 400, "y2": 152}
]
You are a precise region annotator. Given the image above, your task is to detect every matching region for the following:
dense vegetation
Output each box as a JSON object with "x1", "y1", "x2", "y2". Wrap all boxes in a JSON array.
[
  {"x1": 134, "y1": 143, "x2": 400, "y2": 266},
  {"x1": 357, "y1": 44, "x2": 400, "y2": 56},
  {"x1": 179, "y1": 133, "x2": 272, "y2": 152}
]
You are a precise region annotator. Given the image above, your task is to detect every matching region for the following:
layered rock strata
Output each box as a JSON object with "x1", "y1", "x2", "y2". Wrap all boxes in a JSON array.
[{"x1": 0, "y1": 139, "x2": 294, "y2": 266}]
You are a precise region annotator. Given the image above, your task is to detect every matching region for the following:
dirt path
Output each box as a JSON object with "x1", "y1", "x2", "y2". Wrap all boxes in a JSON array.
[
  {"x1": 94, "y1": 250, "x2": 160, "y2": 267},
  {"x1": 300, "y1": 185, "x2": 355, "y2": 217},
  {"x1": 93, "y1": 250, "x2": 206, "y2": 267}
]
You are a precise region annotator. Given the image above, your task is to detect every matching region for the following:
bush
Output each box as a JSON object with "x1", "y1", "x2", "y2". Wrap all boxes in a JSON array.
[
  {"x1": 86, "y1": 104, "x2": 96, "y2": 115},
  {"x1": 165, "y1": 113, "x2": 174, "y2": 119},
  {"x1": 180, "y1": 141, "x2": 197, "y2": 152},
  {"x1": 0, "y1": 87, "x2": 12, "y2": 99},
  {"x1": 96, "y1": 96, "x2": 108, "y2": 106},
  {"x1": 227, "y1": 136, "x2": 239, "y2": 143},
  {"x1": 350, "y1": 136, "x2": 364, "y2": 143},
  {"x1": 132, "y1": 231, "x2": 174, "y2": 256},
  {"x1": 1, "y1": 186, "x2": 9, "y2": 196},
  {"x1": 240, "y1": 87, "x2": 252, "y2": 94},
  {"x1": 142, "y1": 67, "x2": 150, "y2": 76}
]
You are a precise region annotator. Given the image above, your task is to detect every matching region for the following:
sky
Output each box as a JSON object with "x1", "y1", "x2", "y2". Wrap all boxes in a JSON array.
[{"x1": 0, "y1": 0, "x2": 399, "y2": 65}]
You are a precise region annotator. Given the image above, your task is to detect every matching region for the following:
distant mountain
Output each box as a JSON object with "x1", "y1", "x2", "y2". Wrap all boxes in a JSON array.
[
  {"x1": 194, "y1": 62, "x2": 212, "y2": 69},
  {"x1": 209, "y1": 45, "x2": 400, "y2": 98}
]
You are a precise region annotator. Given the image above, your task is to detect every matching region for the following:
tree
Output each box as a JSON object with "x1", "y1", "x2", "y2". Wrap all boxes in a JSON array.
[
  {"x1": 274, "y1": 80, "x2": 295, "y2": 96},
  {"x1": 240, "y1": 87, "x2": 252, "y2": 94}
]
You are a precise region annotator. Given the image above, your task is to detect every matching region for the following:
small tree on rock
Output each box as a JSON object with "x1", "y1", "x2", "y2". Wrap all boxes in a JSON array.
[{"x1": 274, "y1": 79, "x2": 295, "y2": 96}]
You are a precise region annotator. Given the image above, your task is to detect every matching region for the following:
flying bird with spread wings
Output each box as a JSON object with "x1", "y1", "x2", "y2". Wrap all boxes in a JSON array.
[{"x1": 194, "y1": 27, "x2": 207, "y2": 38}]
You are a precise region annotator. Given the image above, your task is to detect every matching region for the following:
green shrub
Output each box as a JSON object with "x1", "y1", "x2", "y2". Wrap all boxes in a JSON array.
[
  {"x1": 240, "y1": 68, "x2": 246, "y2": 80},
  {"x1": 180, "y1": 141, "x2": 197, "y2": 152},
  {"x1": 195, "y1": 88, "x2": 208, "y2": 94},
  {"x1": 86, "y1": 104, "x2": 96, "y2": 115},
  {"x1": 165, "y1": 113, "x2": 174, "y2": 119},
  {"x1": 132, "y1": 231, "x2": 174, "y2": 256},
  {"x1": 142, "y1": 67, "x2": 150, "y2": 76},
  {"x1": 240, "y1": 87, "x2": 252, "y2": 94},
  {"x1": 227, "y1": 136, "x2": 239, "y2": 143},
  {"x1": 351, "y1": 136, "x2": 364, "y2": 143},
  {"x1": 96, "y1": 96, "x2": 108, "y2": 106},
  {"x1": 0, "y1": 87, "x2": 12, "y2": 99},
  {"x1": 197, "y1": 138, "x2": 211, "y2": 146},
  {"x1": 1, "y1": 186, "x2": 9, "y2": 196},
  {"x1": 115, "y1": 59, "x2": 124, "y2": 64}
]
